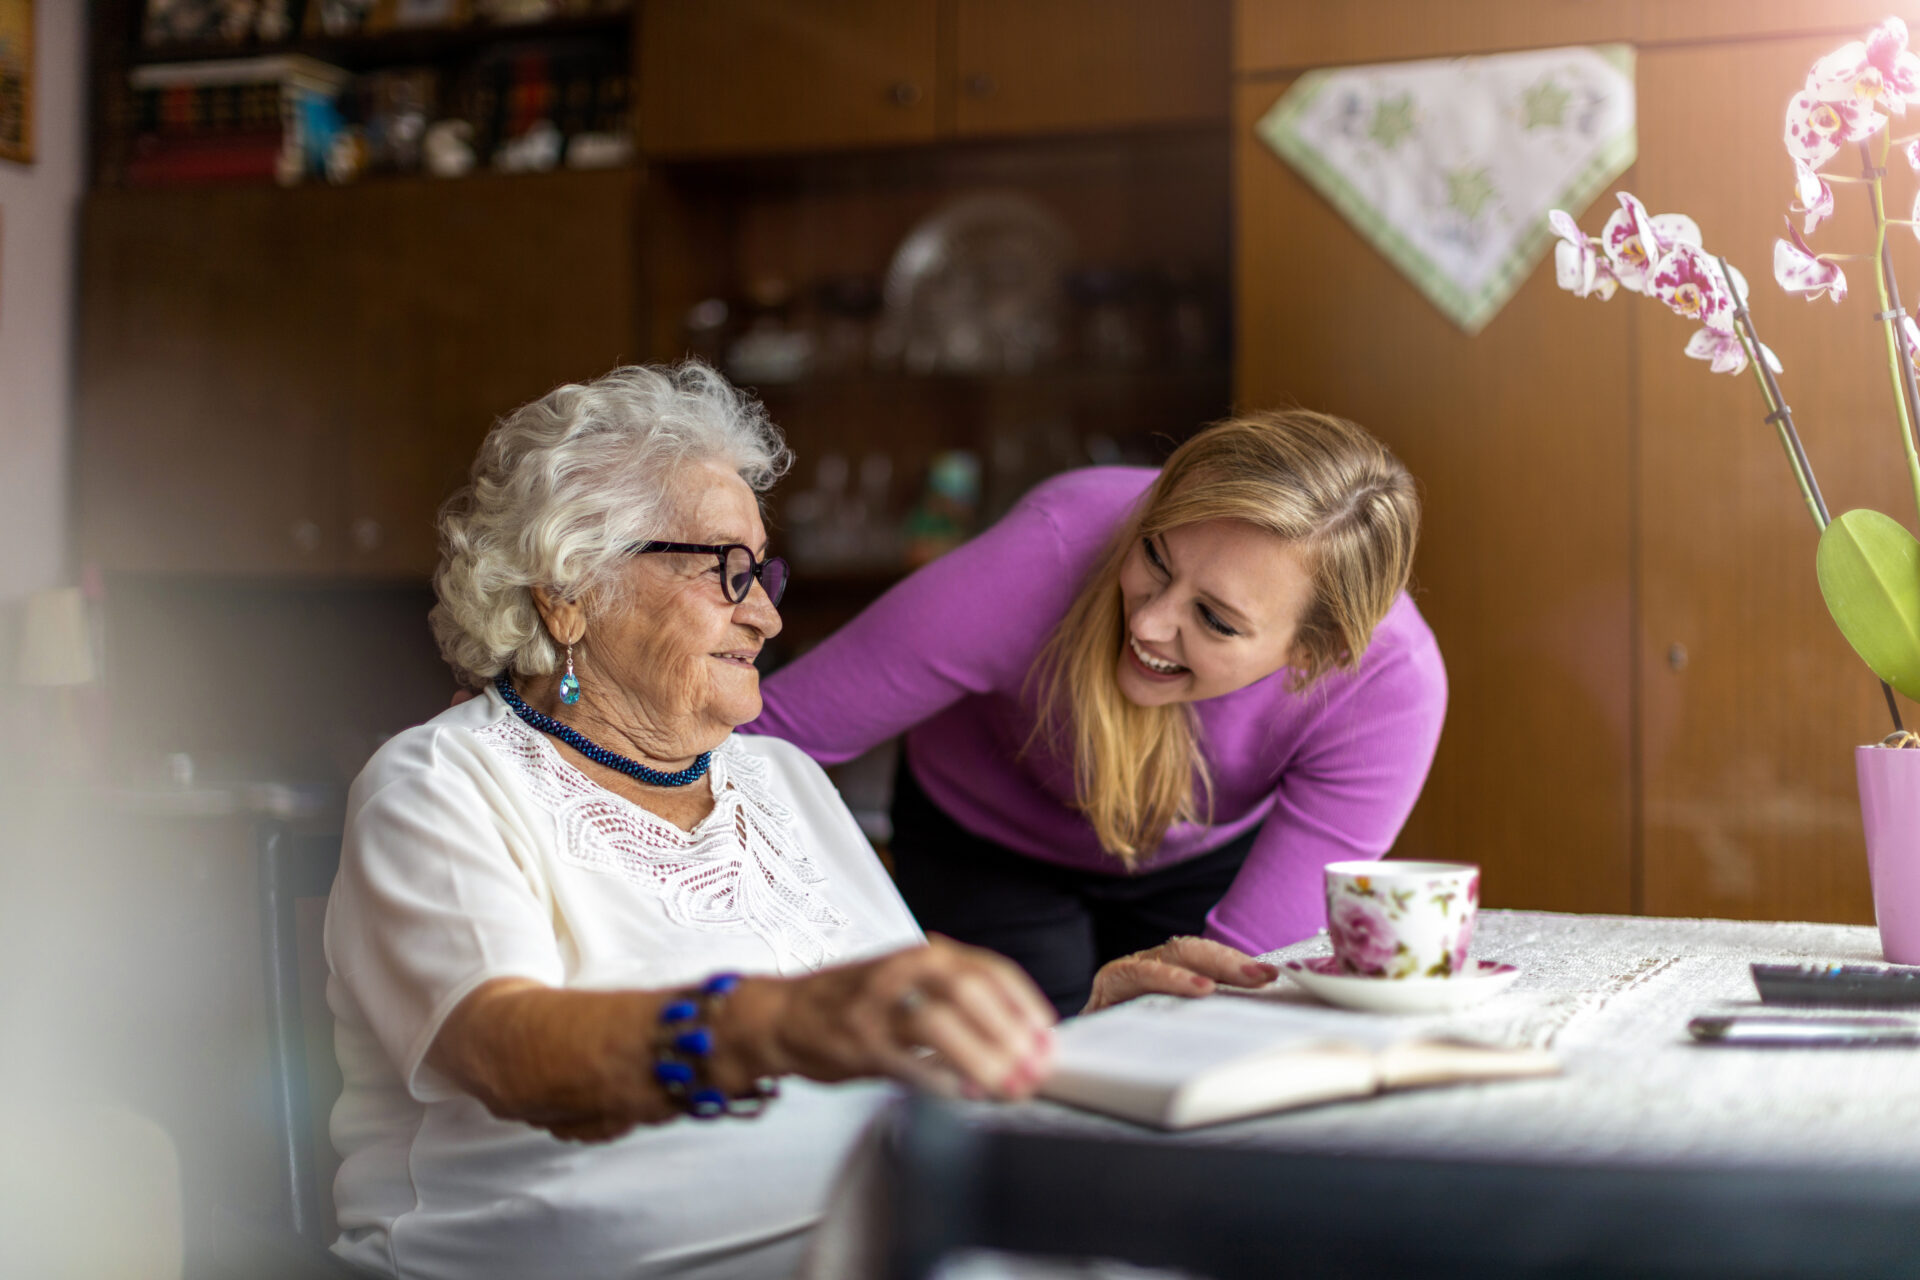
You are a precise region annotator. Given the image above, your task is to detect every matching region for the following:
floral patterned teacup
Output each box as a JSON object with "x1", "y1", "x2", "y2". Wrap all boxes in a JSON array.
[{"x1": 1324, "y1": 861, "x2": 1480, "y2": 979}]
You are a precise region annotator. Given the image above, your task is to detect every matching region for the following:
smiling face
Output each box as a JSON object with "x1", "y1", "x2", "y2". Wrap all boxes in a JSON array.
[
  {"x1": 579, "y1": 459, "x2": 782, "y2": 753},
  {"x1": 1113, "y1": 517, "x2": 1315, "y2": 708}
]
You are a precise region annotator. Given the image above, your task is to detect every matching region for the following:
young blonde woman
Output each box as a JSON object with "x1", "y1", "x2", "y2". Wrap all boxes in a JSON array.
[{"x1": 747, "y1": 411, "x2": 1447, "y2": 1015}]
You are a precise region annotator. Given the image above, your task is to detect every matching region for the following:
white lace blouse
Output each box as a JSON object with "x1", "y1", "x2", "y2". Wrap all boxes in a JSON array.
[{"x1": 324, "y1": 688, "x2": 923, "y2": 1280}]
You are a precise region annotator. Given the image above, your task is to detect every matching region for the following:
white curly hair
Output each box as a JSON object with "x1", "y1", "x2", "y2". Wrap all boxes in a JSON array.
[{"x1": 430, "y1": 362, "x2": 791, "y2": 688}]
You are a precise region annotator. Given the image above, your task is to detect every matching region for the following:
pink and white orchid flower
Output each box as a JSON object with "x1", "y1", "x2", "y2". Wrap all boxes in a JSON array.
[
  {"x1": 1773, "y1": 225, "x2": 1847, "y2": 302},
  {"x1": 1786, "y1": 89, "x2": 1885, "y2": 169},
  {"x1": 1806, "y1": 17, "x2": 1920, "y2": 117},
  {"x1": 1649, "y1": 242, "x2": 1738, "y2": 334},
  {"x1": 1548, "y1": 209, "x2": 1617, "y2": 300},
  {"x1": 1901, "y1": 315, "x2": 1920, "y2": 375},
  {"x1": 1685, "y1": 327, "x2": 1781, "y2": 377},
  {"x1": 1792, "y1": 160, "x2": 1835, "y2": 234},
  {"x1": 1600, "y1": 193, "x2": 1701, "y2": 294}
]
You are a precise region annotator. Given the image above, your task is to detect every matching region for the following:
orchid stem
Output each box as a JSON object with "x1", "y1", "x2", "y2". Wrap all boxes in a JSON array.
[
  {"x1": 1721, "y1": 250, "x2": 1903, "y2": 733},
  {"x1": 1863, "y1": 137, "x2": 1920, "y2": 528},
  {"x1": 1721, "y1": 256, "x2": 1826, "y2": 530}
]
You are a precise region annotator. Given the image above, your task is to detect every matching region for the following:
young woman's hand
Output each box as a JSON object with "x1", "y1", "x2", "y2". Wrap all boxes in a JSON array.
[
  {"x1": 733, "y1": 935, "x2": 1057, "y2": 1101},
  {"x1": 1082, "y1": 935, "x2": 1279, "y2": 1014}
]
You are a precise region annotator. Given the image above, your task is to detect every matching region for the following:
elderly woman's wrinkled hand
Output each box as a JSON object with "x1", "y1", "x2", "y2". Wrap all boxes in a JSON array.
[
  {"x1": 749, "y1": 936, "x2": 1057, "y2": 1101},
  {"x1": 1082, "y1": 936, "x2": 1279, "y2": 1015}
]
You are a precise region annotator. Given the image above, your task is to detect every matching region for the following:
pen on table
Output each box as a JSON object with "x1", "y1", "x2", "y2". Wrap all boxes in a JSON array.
[{"x1": 1689, "y1": 1013, "x2": 1920, "y2": 1045}]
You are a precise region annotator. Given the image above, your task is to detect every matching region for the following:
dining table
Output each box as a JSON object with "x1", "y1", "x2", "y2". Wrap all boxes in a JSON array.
[{"x1": 811, "y1": 909, "x2": 1920, "y2": 1280}]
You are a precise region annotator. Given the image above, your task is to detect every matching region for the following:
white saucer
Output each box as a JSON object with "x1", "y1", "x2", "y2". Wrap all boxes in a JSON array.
[{"x1": 1282, "y1": 956, "x2": 1520, "y2": 1014}]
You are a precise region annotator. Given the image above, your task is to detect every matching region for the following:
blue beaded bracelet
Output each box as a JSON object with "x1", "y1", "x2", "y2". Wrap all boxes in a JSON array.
[{"x1": 651, "y1": 973, "x2": 779, "y2": 1120}]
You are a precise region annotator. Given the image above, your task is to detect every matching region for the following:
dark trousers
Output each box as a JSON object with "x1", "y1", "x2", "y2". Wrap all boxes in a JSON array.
[{"x1": 889, "y1": 752, "x2": 1256, "y2": 1017}]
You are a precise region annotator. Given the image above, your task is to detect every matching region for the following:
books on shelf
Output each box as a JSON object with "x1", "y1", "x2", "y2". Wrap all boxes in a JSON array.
[
  {"x1": 1040, "y1": 993, "x2": 1559, "y2": 1131},
  {"x1": 126, "y1": 57, "x2": 351, "y2": 187}
]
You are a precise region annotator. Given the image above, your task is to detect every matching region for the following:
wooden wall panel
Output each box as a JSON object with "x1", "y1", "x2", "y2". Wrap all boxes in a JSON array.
[
  {"x1": 1233, "y1": 81, "x2": 1636, "y2": 914},
  {"x1": 1234, "y1": 0, "x2": 1918, "y2": 75},
  {"x1": 1636, "y1": 39, "x2": 1920, "y2": 923},
  {"x1": 1639, "y1": 1, "x2": 1920, "y2": 44}
]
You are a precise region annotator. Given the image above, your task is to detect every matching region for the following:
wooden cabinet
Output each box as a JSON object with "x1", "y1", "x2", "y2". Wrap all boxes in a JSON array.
[
  {"x1": 948, "y1": 0, "x2": 1227, "y2": 138},
  {"x1": 76, "y1": 169, "x2": 640, "y2": 578},
  {"x1": 639, "y1": 0, "x2": 940, "y2": 156},
  {"x1": 637, "y1": 0, "x2": 1227, "y2": 157},
  {"x1": 76, "y1": 185, "x2": 344, "y2": 576},
  {"x1": 1232, "y1": 2, "x2": 1920, "y2": 924},
  {"x1": 1235, "y1": 0, "x2": 1635, "y2": 74}
]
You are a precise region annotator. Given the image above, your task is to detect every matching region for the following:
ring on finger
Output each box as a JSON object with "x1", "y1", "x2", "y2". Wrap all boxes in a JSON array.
[{"x1": 896, "y1": 987, "x2": 928, "y2": 1018}]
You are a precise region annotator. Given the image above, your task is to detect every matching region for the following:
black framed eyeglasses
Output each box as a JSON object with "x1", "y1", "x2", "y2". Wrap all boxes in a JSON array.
[{"x1": 631, "y1": 541, "x2": 790, "y2": 607}]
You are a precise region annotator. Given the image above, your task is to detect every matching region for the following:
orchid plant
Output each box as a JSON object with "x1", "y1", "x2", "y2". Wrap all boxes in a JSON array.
[{"x1": 1552, "y1": 16, "x2": 1920, "y2": 737}]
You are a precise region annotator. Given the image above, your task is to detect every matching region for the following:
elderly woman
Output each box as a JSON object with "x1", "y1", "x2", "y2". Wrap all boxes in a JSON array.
[{"x1": 324, "y1": 363, "x2": 1273, "y2": 1280}]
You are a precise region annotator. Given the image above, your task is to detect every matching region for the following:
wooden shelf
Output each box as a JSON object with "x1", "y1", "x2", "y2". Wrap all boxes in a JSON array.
[
  {"x1": 129, "y1": 12, "x2": 632, "y2": 71},
  {"x1": 746, "y1": 364, "x2": 1230, "y2": 402}
]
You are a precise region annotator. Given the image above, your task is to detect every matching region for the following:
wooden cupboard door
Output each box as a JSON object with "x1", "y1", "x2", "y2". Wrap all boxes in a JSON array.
[
  {"x1": 948, "y1": 0, "x2": 1227, "y2": 138},
  {"x1": 76, "y1": 187, "x2": 347, "y2": 576},
  {"x1": 1636, "y1": 39, "x2": 1920, "y2": 924},
  {"x1": 1233, "y1": 81, "x2": 1636, "y2": 914},
  {"x1": 1233, "y1": 0, "x2": 1640, "y2": 74},
  {"x1": 337, "y1": 170, "x2": 642, "y2": 578},
  {"x1": 639, "y1": 0, "x2": 938, "y2": 156}
]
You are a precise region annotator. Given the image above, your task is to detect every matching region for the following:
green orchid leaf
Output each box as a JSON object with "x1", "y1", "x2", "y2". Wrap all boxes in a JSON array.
[{"x1": 1816, "y1": 509, "x2": 1920, "y2": 700}]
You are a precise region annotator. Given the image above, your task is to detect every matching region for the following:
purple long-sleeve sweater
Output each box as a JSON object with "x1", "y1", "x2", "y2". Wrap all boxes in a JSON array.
[{"x1": 744, "y1": 466, "x2": 1447, "y2": 954}]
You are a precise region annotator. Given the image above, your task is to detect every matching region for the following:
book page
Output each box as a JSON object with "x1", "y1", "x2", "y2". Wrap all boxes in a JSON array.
[
  {"x1": 1051, "y1": 993, "x2": 1415, "y2": 1089},
  {"x1": 1042, "y1": 994, "x2": 1558, "y2": 1128}
]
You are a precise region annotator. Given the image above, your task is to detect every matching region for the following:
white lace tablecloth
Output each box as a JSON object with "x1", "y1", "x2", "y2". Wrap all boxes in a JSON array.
[
  {"x1": 801, "y1": 910, "x2": 1914, "y2": 1279},
  {"x1": 982, "y1": 909, "x2": 1912, "y2": 1170}
]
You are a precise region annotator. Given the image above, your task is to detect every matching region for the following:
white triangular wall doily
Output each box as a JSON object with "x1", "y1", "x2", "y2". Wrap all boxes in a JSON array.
[{"x1": 1257, "y1": 45, "x2": 1636, "y2": 335}]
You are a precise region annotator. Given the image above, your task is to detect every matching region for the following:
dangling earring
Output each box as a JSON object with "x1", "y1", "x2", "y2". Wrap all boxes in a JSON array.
[{"x1": 559, "y1": 642, "x2": 582, "y2": 705}]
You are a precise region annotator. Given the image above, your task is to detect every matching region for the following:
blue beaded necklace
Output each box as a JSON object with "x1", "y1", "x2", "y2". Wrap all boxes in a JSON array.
[{"x1": 494, "y1": 672, "x2": 713, "y2": 788}]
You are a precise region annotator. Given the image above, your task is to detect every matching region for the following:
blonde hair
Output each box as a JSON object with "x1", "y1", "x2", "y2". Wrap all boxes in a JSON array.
[
  {"x1": 431, "y1": 362, "x2": 790, "y2": 687},
  {"x1": 1030, "y1": 410, "x2": 1419, "y2": 866}
]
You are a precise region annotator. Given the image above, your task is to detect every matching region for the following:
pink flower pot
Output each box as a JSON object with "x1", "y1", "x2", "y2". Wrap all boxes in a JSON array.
[{"x1": 1857, "y1": 745, "x2": 1920, "y2": 963}]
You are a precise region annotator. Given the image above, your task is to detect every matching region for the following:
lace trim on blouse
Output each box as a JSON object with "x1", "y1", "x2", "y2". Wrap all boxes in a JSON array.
[{"x1": 474, "y1": 713, "x2": 849, "y2": 970}]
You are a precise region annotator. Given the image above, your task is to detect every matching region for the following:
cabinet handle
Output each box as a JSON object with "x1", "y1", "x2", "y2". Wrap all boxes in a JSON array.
[
  {"x1": 351, "y1": 517, "x2": 383, "y2": 553},
  {"x1": 964, "y1": 73, "x2": 998, "y2": 98},
  {"x1": 888, "y1": 81, "x2": 922, "y2": 107},
  {"x1": 291, "y1": 520, "x2": 322, "y2": 554},
  {"x1": 1668, "y1": 642, "x2": 1688, "y2": 672}
]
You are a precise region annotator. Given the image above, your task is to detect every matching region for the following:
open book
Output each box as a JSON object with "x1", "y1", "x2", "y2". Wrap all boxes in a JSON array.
[{"x1": 1040, "y1": 993, "x2": 1558, "y2": 1130}]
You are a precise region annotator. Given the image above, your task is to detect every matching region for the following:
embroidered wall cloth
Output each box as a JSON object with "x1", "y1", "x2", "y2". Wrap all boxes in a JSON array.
[{"x1": 1257, "y1": 45, "x2": 1636, "y2": 334}]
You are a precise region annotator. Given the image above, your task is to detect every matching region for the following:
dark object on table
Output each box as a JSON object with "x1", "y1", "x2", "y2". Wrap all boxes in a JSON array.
[
  {"x1": 1690, "y1": 1013, "x2": 1920, "y2": 1045},
  {"x1": 1752, "y1": 961, "x2": 1920, "y2": 1006},
  {"x1": 882, "y1": 1097, "x2": 1920, "y2": 1279}
]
